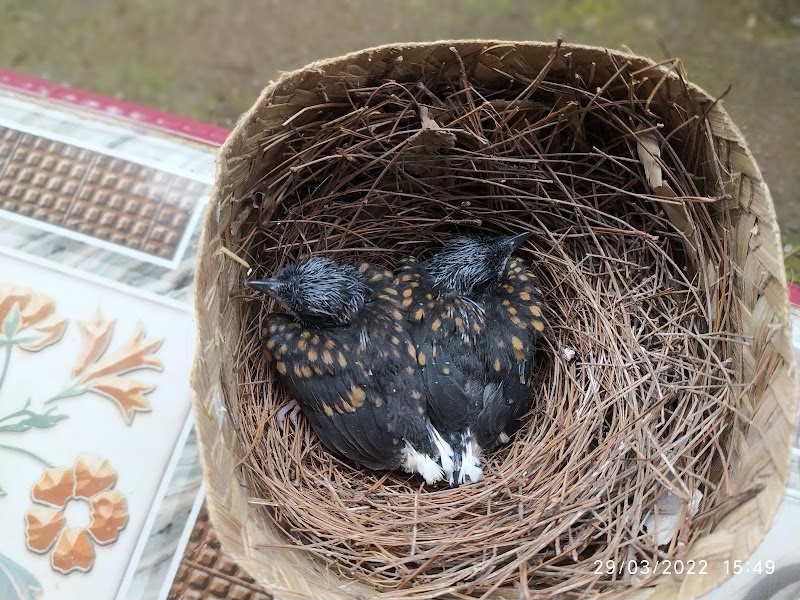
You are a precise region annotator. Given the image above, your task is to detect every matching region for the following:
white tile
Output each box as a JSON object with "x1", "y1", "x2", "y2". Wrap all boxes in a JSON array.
[{"x1": 0, "y1": 251, "x2": 194, "y2": 599}]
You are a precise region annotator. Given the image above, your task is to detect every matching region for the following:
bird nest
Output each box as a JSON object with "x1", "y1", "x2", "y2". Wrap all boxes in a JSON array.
[{"x1": 192, "y1": 42, "x2": 797, "y2": 600}]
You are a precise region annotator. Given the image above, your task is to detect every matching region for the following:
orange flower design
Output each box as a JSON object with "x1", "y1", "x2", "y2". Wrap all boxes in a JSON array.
[
  {"x1": 64, "y1": 310, "x2": 164, "y2": 424},
  {"x1": 24, "y1": 455, "x2": 128, "y2": 574},
  {"x1": 0, "y1": 284, "x2": 67, "y2": 351}
]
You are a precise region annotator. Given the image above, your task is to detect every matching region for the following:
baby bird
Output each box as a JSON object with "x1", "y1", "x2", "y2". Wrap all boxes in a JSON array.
[
  {"x1": 249, "y1": 257, "x2": 453, "y2": 484},
  {"x1": 395, "y1": 232, "x2": 545, "y2": 485}
]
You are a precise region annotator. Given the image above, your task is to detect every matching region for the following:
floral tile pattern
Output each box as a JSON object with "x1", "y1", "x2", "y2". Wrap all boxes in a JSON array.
[
  {"x1": 0, "y1": 86, "x2": 212, "y2": 600},
  {"x1": 0, "y1": 251, "x2": 195, "y2": 599},
  {"x1": 25, "y1": 455, "x2": 129, "y2": 574}
]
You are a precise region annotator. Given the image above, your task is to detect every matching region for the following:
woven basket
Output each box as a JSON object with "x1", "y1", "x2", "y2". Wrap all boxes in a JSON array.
[{"x1": 191, "y1": 41, "x2": 798, "y2": 599}]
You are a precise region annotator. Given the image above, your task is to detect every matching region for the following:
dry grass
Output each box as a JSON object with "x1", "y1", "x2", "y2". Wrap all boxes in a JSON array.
[{"x1": 226, "y1": 46, "x2": 750, "y2": 598}]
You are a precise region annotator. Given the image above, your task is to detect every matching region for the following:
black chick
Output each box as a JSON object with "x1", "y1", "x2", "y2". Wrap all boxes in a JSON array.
[
  {"x1": 249, "y1": 257, "x2": 453, "y2": 484},
  {"x1": 395, "y1": 232, "x2": 545, "y2": 485}
]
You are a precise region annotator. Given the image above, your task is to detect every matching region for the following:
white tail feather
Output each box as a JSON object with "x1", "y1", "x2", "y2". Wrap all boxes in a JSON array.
[{"x1": 401, "y1": 443, "x2": 445, "y2": 485}]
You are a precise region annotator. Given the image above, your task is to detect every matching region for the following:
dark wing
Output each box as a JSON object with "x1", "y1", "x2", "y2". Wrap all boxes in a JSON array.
[
  {"x1": 393, "y1": 261, "x2": 476, "y2": 440},
  {"x1": 286, "y1": 366, "x2": 401, "y2": 470},
  {"x1": 497, "y1": 258, "x2": 546, "y2": 340},
  {"x1": 358, "y1": 263, "x2": 443, "y2": 461},
  {"x1": 374, "y1": 337, "x2": 440, "y2": 460},
  {"x1": 474, "y1": 361, "x2": 533, "y2": 449},
  {"x1": 266, "y1": 315, "x2": 403, "y2": 470},
  {"x1": 418, "y1": 336, "x2": 476, "y2": 437},
  {"x1": 473, "y1": 258, "x2": 543, "y2": 447}
]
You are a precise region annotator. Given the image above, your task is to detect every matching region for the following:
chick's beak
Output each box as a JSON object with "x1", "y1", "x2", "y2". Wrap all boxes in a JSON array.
[
  {"x1": 248, "y1": 278, "x2": 281, "y2": 300},
  {"x1": 504, "y1": 231, "x2": 531, "y2": 252}
]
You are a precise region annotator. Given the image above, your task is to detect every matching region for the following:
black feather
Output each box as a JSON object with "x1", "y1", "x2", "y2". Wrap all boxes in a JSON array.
[
  {"x1": 253, "y1": 258, "x2": 446, "y2": 483},
  {"x1": 395, "y1": 233, "x2": 544, "y2": 484}
]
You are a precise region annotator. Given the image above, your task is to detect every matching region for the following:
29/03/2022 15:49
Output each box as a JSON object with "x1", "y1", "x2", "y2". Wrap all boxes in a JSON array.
[{"x1": 593, "y1": 559, "x2": 777, "y2": 577}]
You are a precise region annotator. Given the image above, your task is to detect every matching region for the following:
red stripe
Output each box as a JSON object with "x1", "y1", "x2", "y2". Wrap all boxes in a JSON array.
[
  {"x1": 0, "y1": 69, "x2": 229, "y2": 146},
  {"x1": 789, "y1": 283, "x2": 800, "y2": 306}
]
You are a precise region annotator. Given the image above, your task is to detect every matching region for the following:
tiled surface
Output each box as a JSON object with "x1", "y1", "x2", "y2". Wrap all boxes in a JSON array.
[
  {"x1": 0, "y1": 86, "x2": 213, "y2": 600},
  {"x1": 123, "y1": 427, "x2": 204, "y2": 600},
  {"x1": 168, "y1": 506, "x2": 271, "y2": 600},
  {"x1": 0, "y1": 252, "x2": 195, "y2": 599},
  {"x1": 0, "y1": 126, "x2": 208, "y2": 261}
]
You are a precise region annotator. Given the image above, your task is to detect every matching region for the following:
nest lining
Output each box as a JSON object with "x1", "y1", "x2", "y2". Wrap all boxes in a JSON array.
[{"x1": 229, "y1": 50, "x2": 748, "y2": 598}]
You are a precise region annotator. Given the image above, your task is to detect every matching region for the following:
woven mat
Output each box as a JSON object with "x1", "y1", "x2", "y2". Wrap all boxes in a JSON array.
[{"x1": 168, "y1": 503, "x2": 272, "y2": 600}]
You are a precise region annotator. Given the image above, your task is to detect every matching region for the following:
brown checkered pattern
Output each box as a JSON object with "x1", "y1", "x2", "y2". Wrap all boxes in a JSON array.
[
  {"x1": 168, "y1": 504, "x2": 272, "y2": 600},
  {"x1": 0, "y1": 126, "x2": 208, "y2": 260}
]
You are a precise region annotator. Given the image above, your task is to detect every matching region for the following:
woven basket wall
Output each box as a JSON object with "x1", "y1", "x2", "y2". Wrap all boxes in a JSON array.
[{"x1": 190, "y1": 41, "x2": 798, "y2": 599}]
